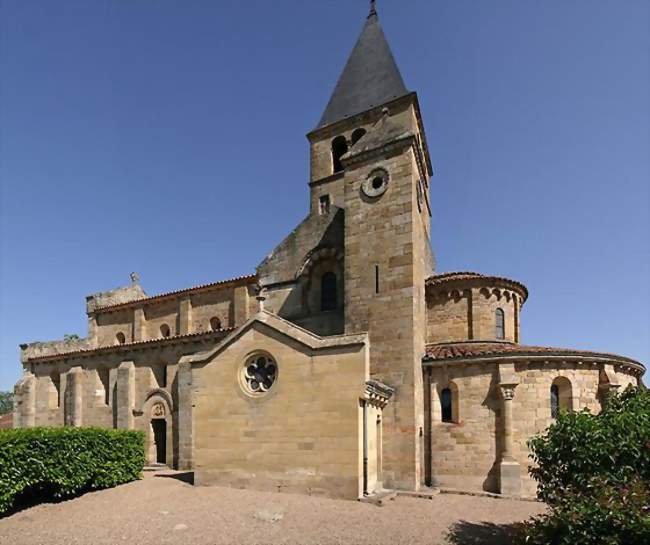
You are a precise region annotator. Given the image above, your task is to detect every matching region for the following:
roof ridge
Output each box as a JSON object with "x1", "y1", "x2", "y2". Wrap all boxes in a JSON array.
[{"x1": 93, "y1": 273, "x2": 258, "y2": 313}]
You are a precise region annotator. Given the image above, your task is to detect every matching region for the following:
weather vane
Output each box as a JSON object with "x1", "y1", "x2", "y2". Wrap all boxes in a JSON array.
[{"x1": 369, "y1": 0, "x2": 377, "y2": 18}]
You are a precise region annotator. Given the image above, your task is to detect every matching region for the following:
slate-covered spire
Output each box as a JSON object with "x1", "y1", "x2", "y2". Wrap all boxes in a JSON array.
[{"x1": 317, "y1": 2, "x2": 409, "y2": 128}]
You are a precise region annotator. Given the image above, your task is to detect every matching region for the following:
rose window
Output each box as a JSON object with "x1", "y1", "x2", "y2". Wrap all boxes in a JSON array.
[{"x1": 243, "y1": 354, "x2": 277, "y2": 395}]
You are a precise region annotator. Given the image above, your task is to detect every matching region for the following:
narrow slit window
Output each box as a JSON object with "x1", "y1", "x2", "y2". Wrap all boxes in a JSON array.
[
  {"x1": 319, "y1": 194, "x2": 331, "y2": 215},
  {"x1": 374, "y1": 265, "x2": 379, "y2": 294},
  {"x1": 441, "y1": 388, "x2": 452, "y2": 423}
]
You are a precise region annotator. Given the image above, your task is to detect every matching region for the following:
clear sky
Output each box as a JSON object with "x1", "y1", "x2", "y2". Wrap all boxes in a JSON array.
[{"x1": 0, "y1": 0, "x2": 648, "y2": 391}]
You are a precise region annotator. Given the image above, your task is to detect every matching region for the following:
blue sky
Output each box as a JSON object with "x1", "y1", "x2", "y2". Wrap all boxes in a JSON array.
[{"x1": 0, "y1": 0, "x2": 648, "y2": 391}]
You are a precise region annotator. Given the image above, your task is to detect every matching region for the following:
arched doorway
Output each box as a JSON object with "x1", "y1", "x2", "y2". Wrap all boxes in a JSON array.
[
  {"x1": 150, "y1": 402, "x2": 167, "y2": 464},
  {"x1": 142, "y1": 390, "x2": 173, "y2": 467}
]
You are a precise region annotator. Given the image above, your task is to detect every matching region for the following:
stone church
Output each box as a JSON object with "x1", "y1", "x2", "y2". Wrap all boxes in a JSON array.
[{"x1": 13, "y1": 4, "x2": 645, "y2": 499}]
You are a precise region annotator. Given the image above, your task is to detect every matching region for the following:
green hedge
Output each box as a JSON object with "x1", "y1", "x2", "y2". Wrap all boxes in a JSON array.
[{"x1": 0, "y1": 427, "x2": 144, "y2": 514}]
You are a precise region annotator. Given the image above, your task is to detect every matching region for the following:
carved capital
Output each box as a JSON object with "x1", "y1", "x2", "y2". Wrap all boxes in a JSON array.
[{"x1": 499, "y1": 383, "x2": 518, "y2": 401}]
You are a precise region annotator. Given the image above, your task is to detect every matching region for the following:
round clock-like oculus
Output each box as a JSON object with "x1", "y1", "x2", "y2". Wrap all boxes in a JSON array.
[{"x1": 362, "y1": 168, "x2": 390, "y2": 198}]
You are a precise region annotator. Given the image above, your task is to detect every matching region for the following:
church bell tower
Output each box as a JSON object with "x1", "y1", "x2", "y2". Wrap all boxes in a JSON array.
[{"x1": 306, "y1": 2, "x2": 435, "y2": 490}]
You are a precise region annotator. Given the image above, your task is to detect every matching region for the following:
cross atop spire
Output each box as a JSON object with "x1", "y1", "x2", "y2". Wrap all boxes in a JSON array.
[{"x1": 369, "y1": 0, "x2": 377, "y2": 19}]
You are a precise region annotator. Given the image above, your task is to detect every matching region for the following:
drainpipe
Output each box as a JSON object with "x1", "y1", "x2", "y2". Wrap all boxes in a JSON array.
[{"x1": 362, "y1": 400, "x2": 368, "y2": 496}]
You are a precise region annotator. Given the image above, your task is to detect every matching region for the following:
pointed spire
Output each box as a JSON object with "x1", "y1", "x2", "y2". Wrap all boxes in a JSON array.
[
  {"x1": 317, "y1": 4, "x2": 408, "y2": 128},
  {"x1": 369, "y1": 0, "x2": 377, "y2": 19}
]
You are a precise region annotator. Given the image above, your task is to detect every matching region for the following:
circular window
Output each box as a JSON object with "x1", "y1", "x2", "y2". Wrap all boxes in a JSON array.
[
  {"x1": 362, "y1": 168, "x2": 389, "y2": 198},
  {"x1": 241, "y1": 354, "x2": 277, "y2": 396}
]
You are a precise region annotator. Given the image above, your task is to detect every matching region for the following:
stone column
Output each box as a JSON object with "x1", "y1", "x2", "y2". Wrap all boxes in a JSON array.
[
  {"x1": 177, "y1": 359, "x2": 194, "y2": 470},
  {"x1": 179, "y1": 296, "x2": 193, "y2": 335},
  {"x1": 133, "y1": 307, "x2": 145, "y2": 342},
  {"x1": 116, "y1": 361, "x2": 135, "y2": 429},
  {"x1": 64, "y1": 367, "x2": 84, "y2": 427},
  {"x1": 498, "y1": 363, "x2": 521, "y2": 496},
  {"x1": 14, "y1": 372, "x2": 36, "y2": 428}
]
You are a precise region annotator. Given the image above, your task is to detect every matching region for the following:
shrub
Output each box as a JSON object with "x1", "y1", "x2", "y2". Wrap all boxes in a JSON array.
[
  {"x1": 522, "y1": 386, "x2": 650, "y2": 545},
  {"x1": 0, "y1": 427, "x2": 144, "y2": 515}
]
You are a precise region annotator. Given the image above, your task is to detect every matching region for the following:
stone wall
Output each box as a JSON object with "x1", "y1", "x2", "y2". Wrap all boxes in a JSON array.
[
  {"x1": 426, "y1": 285, "x2": 521, "y2": 344},
  {"x1": 425, "y1": 360, "x2": 641, "y2": 496},
  {"x1": 191, "y1": 320, "x2": 370, "y2": 499},
  {"x1": 342, "y1": 109, "x2": 428, "y2": 490}
]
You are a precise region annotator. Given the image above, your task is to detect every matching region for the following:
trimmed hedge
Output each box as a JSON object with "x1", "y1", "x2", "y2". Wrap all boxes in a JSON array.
[{"x1": 0, "y1": 427, "x2": 144, "y2": 514}]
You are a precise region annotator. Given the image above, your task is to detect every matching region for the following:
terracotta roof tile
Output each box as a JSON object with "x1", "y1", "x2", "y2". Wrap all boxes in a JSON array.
[
  {"x1": 426, "y1": 272, "x2": 529, "y2": 302},
  {"x1": 27, "y1": 327, "x2": 237, "y2": 363},
  {"x1": 93, "y1": 274, "x2": 258, "y2": 313},
  {"x1": 0, "y1": 413, "x2": 12, "y2": 429},
  {"x1": 424, "y1": 341, "x2": 645, "y2": 372}
]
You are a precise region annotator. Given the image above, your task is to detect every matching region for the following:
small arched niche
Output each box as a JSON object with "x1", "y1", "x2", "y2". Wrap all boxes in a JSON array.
[
  {"x1": 209, "y1": 316, "x2": 222, "y2": 331},
  {"x1": 115, "y1": 332, "x2": 126, "y2": 345},
  {"x1": 159, "y1": 323, "x2": 171, "y2": 338}
]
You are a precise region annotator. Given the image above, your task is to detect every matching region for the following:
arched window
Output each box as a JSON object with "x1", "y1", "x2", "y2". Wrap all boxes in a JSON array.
[
  {"x1": 351, "y1": 128, "x2": 367, "y2": 146},
  {"x1": 551, "y1": 377, "x2": 573, "y2": 419},
  {"x1": 210, "y1": 317, "x2": 222, "y2": 331},
  {"x1": 495, "y1": 308, "x2": 505, "y2": 339},
  {"x1": 321, "y1": 272, "x2": 338, "y2": 311},
  {"x1": 440, "y1": 382, "x2": 460, "y2": 423},
  {"x1": 331, "y1": 136, "x2": 348, "y2": 173},
  {"x1": 115, "y1": 332, "x2": 126, "y2": 345},
  {"x1": 440, "y1": 388, "x2": 453, "y2": 422},
  {"x1": 550, "y1": 384, "x2": 560, "y2": 419},
  {"x1": 160, "y1": 324, "x2": 171, "y2": 338}
]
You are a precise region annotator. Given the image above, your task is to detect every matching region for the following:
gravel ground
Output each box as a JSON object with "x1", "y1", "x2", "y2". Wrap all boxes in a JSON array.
[{"x1": 0, "y1": 471, "x2": 545, "y2": 545}]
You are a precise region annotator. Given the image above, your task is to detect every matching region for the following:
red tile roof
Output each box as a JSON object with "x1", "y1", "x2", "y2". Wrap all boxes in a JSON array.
[
  {"x1": 26, "y1": 327, "x2": 237, "y2": 363},
  {"x1": 426, "y1": 272, "x2": 528, "y2": 302},
  {"x1": 424, "y1": 341, "x2": 645, "y2": 372},
  {"x1": 0, "y1": 413, "x2": 12, "y2": 429},
  {"x1": 93, "y1": 274, "x2": 258, "y2": 313}
]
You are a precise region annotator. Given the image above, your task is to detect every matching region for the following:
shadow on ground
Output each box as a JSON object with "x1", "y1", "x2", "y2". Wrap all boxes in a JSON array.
[
  {"x1": 446, "y1": 521, "x2": 523, "y2": 545},
  {"x1": 154, "y1": 471, "x2": 194, "y2": 485}
]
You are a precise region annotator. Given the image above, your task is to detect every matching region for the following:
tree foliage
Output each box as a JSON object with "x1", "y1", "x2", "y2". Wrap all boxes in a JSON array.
[
  {"x1": 0, "y1": 392, "x2": 12, "y2": 416},
  {"x1": 0, "y1": 427, "x2": 144, "y2": 514},
  {"x1": 521, "y1": 386, "x2": 650, "y2": 545}
]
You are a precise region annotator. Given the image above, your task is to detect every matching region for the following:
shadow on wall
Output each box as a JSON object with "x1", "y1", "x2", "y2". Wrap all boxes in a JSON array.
[
  {"x1": 482, "y1": 376, "x2": 502, "y2": 493},
  {"x1": 446, "y1": 520, "x2": 523, "y2": 545}
]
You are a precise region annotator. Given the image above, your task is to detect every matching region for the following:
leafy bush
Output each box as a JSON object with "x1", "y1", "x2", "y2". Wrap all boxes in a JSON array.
[
  {"x1": 522, "y1": 386, "x2": 650, "y2": 545},
  {"x1": 0, "y1": 392, "x2": 13, "y2": 415},
  {"x1": 0, "y1": 427, "x2": 144, "y2": 515}
]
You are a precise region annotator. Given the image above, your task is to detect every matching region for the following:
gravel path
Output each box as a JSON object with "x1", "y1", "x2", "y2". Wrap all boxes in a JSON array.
[{"x1": 0, "y1": 471, "x2": 545, "y2": 545}]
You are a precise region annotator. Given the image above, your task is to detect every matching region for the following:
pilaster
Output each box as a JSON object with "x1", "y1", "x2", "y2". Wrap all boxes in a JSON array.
[
  {"x1": 116, "y1": 361, "x2": 135, "y2": 429},
  {"x1": 177, "y1": 359, "x2": 194, "y2": 470},
  {"x1": 179, "y1": 296, "x2": 193, "y2": 335},
  {"x1": 64, "y1": 366, "x2": 84, "y2": 427}
]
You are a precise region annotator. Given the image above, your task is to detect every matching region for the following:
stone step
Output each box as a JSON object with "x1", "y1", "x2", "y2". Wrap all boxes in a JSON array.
[
  {"x1": 396, "y1": 487, "x2": 440, "y2": 500},
  {"x1": 358, "y1": 490, "x2": 398, "y2": 506}
]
